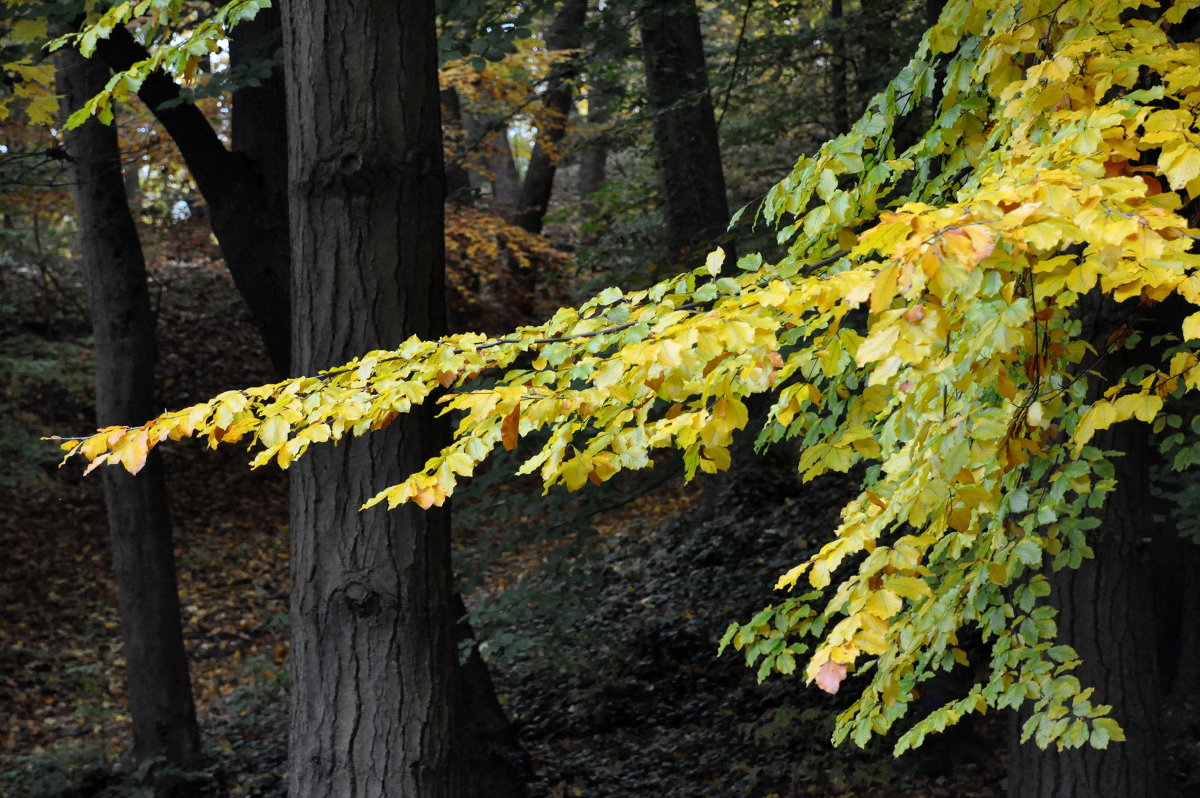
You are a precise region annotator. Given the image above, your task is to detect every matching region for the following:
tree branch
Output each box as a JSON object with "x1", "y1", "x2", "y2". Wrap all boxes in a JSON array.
[{"x1": 91, "y1": 24, "x2": 240, "y2": 200}]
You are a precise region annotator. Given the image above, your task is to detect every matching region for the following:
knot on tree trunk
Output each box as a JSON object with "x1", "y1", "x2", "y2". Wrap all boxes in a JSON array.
[{"x1": 342, "y1": 581, "x2": 381, "y2": 617}]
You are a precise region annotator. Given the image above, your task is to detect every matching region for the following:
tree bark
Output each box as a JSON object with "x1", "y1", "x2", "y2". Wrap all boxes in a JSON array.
[
  {"x1": 229, "y1": 0, "x2": 291, "y2": 330},
  {"x1": 451, "y1": 595, "x2": 531, "y2": 797},
  {"x1": 1008, "y1": 300, "x2": 1169, "y2": 797},
  {"x1": 283, "y1": 2, "x2": 455, "y2": 795},
  {"x1": 462, "y1": 108, "x2": 523, "y2": 211},
  {"x1": 639, "y1": 0, "x2": 730, "y2": 268},
  {"x1": 513, "y1": 0, "x2": 589, "y2": 234},
  {"x1": 91, "y1": 12, "x2": 526, "y2": 792},
  {"x1": 829, "y1": 0, "x2": 849, "y2": 135},
  {"x1": 57, "y1": 44, "x2": 200, "y2": 775},
  {"x1": 441, "y1": 87, "x2": 476, "y2": 204},
  {"x1": 577, "y1": 81, "x2": 612, "y2": 208},
  {"x1": 579, "y1": 6, "x2": 630, "y2": 217}
]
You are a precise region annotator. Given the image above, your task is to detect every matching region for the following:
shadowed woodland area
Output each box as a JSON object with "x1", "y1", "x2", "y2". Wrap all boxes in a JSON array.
[{"x1": 4, "y1": 0, "x2": 1200, "y2": 796}]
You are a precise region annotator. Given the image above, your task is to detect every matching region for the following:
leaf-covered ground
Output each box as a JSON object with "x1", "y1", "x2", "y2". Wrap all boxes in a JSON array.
[{"x1": 0, "y1": 260, "x2": 1022, "y2": 796}]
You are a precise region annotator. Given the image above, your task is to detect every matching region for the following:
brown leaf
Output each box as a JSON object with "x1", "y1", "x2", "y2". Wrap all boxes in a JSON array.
[{"x1": 501, "y1": 406, "x2": 520, "y2": 451}]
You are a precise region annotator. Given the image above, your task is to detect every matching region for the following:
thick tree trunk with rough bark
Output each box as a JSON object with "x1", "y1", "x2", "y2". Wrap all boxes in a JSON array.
[
  {"x1": 1008, "y1": 300, "x2": 1169, "y2": 797},
  {"x1": 58, "y1": 45, "x2": 200, "y2": 775},
  {"x1": 513, "y1": 0, "x2": 589, "y2": 233},
  {"x1": 282, "y1": 2, "x2": 456, "y2": 795},
  {"x1": 92, "y1": 11, "x2": 525, "y2": 792},
  {"x1": 639, "y1": 0, "x2": 729, "y2": 268}
]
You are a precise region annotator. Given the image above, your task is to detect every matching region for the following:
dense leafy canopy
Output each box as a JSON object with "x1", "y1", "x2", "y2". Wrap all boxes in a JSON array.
[{"x1": 54, "y1": 0, "x2": 1200, "y2": 754}]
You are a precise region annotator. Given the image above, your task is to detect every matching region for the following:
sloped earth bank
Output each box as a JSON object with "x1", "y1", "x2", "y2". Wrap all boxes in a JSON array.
[{"x1": 1, "y1": 262, "x2": 1017, "y2": 796}]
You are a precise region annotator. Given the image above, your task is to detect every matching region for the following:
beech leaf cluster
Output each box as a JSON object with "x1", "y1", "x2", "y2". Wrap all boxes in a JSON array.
[{"x1": 51, "y1": 0, "x2": 1200, "y2": 753}]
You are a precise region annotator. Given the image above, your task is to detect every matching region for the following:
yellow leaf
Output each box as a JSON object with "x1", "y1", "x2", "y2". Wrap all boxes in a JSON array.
[
  {"x1": 870, "y1": 265, "x2": 899, "y2": 313},
  {"x1": 561, "y1": 452, "x2": 590, "y2": 491},
  {"x1": 810, "y1": 557, "x2": 832, "y2": 589},
  {"x1": 446, "y1": 451, "x2": 475, "y2": 476},
  {"x1": 414, "y1": 486, "x2": 438, "y2": 509},
  {"x1": 259, "y1": 415, "x2": 289, "y2": 448},
  {"x1": 115, "y1": 429, "x2": 149, "y2": 474},
  {"x1": 704, "y1": 248, "x2": 725, "y2": 276},
  {"x1": 1023, "y1": 222, "x2": 1063, "y2": 251},
  {"x1": 883, "y1": 575, "x2": 930, "y2": 600},
  {"x1": 855, "y1": 613, "x2": 889, "y2": 655},
  {"x1": 1183, "y1": 311, "x2": 1200, "y2": 341},
  {"x1": 25, "y1": 94, "x2": 58, "y2": 127},
  {"x1": 997, "y1": 369, "x2": 1017, "y2": 401},
  {"x1": 987, "y1": 562, "x2": 1008, "y2": 585},
  {"x1": 775, "y1": 562, "x2": 809, "y2": 591},
  {"x1": 10, "y1": 19, "x2": 48, "y2": 43},
  {"x1": 856, "y1": 323, "x2": 901, "y2": 366},
  {"x1": 277, "y1": 441, "x2": 297, "y2": 470},
  {"x1": 1159, "y1": 144, "x2": 1200, "y2": 190},
  {"x1": 1112, "y1": 393, "x2": 1162, "y2": 424},
  {"x1": 1071, "y1": 400, "x2": 1117, "y2": 453},
  {"x1": 1026, "y1": 401, "x2": 1044, "y2": 427},
  {"x1": 865, "y1": 589, "x2": 902, "y2": 619}
]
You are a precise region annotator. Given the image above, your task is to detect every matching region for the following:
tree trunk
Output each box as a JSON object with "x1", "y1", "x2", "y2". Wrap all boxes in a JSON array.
[
  {"x1": 451, "y1": 595, "x2": 531, "y2": 796},
  {"x1": 829, "y1": 0, "x2": 849, "y2": 135},
  {"x1": 513, "y1": 0, "x2": 589, "y2": 233},
  {"x1": 92, "y1": 12, "x2": 526, "y2": 791},
  {"x1": 462, "y1": 108, "x2": 523, "y2": 211},
  {"x1": 639, "y1": 0, "x2": 730, "y2": 268},
  {"x1": 579, "y1": 6, "x2": 630, "y2": 217},
  {"x1": 577, "y1": 82, "x2": 612, "y2": 208},
  {"x1": 57, "y1": 44, "x2": 201, "y2": 775},
  {"x1": 229, "y1": 0, "x2": 290, "y2": 330},
  {"x1": 1008, "y1": 301, "x2": 1168, "y2": 797},
  {"x1": 441, "y1": 87, "x2": 476, "y2": 204},
  {"x1": 283, "y1": 2, "x2": 455, "y2": 795}
]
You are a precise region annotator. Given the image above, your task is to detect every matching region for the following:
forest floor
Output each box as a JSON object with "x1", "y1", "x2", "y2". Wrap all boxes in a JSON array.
[{"x1": 0, "y1": 256, "x2": 1089, "y2": 797}]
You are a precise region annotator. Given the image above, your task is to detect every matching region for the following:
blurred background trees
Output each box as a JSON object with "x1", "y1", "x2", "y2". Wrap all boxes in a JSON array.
[{"x1": 8, "y1": 1, "x2": 1192, "y2": 797}]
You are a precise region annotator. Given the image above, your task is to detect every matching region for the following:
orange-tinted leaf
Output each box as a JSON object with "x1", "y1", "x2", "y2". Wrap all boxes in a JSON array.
[
  {"x1": 501, "y1": 406, "x2": 520, "y2": 451},
  {"x1": 815, "y1": 660, "x2": 848, "y2": 694}
]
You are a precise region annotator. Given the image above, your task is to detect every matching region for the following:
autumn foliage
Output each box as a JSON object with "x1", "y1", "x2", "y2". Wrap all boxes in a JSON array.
[{"x1": 54, "y1": 0, "x2": 1200, "y2": 755}]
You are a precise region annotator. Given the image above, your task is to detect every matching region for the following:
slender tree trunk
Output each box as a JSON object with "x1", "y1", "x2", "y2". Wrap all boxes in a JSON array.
[
  {"x1": 229, "y1": 1, "x2": 290, "y2": 311},
  {"x1": 577, "y1": 81, "x2": 612, "y2": 207},
  {"x1": 1008, "y1": 300, "x2": 1169, "y2": 797},
  {"x1": 57, "y1": 44, "x2": 200, "y2": 776},
  {"x1": 442, "y1": 87, "x2": 475, "y2": 204},
  {"x1": 579, "y1": 6, "x2": 630, "y2": 217},
  {"x1": 927, "y1": 0, "x2": 946, "y2": 121},
  {"x1": 283, "y1": 2, "x2": 454, "y2": 795},
  {"x1": 829, "y1": 0, "x2": 849, "y2": 135},
  {"x1": 513, "y1": 0, "x2": 589, "y2": 233},
  {"x1": 462, "y1": 109, "x2": 523, "y2": 210},
  {"x1": 639, "y1": 0, "x2": 730, "y2": 268}
]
